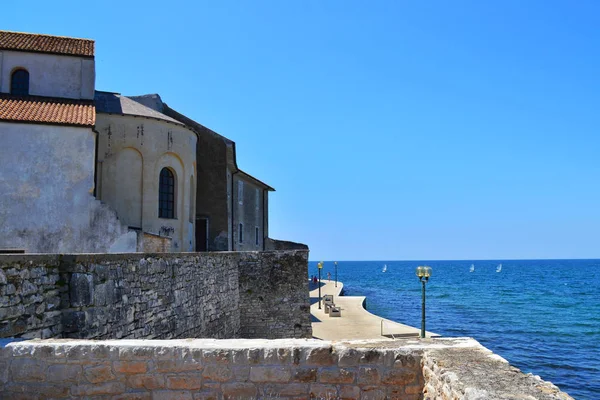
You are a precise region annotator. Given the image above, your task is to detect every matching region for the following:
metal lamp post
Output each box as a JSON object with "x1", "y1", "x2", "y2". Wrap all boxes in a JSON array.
[
  {"x1": 318, "y1": 262, "x2": 323, "y2": 309},
  {"x1": 334, "y1": 261, "x2": 338, "y2": 287},
  {"x1": 415, "y1": 266, "x2": 432, "y2": 339}
]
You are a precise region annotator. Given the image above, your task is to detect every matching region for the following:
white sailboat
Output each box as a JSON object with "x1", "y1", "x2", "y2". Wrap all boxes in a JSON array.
[
  {"x1": 470, "y1": 264, "x2": 475, "y2": 273},
  {"x1": 382, "y1": 264, "x2": 387, "y2": 273},
  {"x1": 496, "y1": 263, "x2": 502, "y2": 273}
]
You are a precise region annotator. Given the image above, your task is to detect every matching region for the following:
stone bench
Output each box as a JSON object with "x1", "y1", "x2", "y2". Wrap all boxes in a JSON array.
[{"x1": 329, "y1": 306, "x2": 342, "y2": 317}]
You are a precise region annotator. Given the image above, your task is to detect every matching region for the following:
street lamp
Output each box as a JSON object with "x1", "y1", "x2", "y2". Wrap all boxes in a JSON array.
[
  {"x1": 415, "y1": 265, "x2": 432, "y2": 339},
  {"x1": 334, "y1": 261, "x2": 338, "y2": 287},
  {"x1": 318, "y1": 262, "x2": 323, "y2": 309}
]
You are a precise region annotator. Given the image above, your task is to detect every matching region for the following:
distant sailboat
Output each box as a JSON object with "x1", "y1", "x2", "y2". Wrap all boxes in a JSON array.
[
  {"x1": 470, "y1": 264, "x2": 475, "y2": 273},
  {"x1": 496, "y1": 263, "x2": 502, "y2": 273},
  {"x1": 382, "y1": 264, "x2": 387, "y2": 273}
]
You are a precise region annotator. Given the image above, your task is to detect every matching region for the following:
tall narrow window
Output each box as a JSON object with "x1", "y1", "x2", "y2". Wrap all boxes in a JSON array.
[
  {"x1": 255, "y1": 227, "x2": 259, "y2": 246},
  {"x1": 11, "y1": 69, "x2": 29, "y2": 96},
  {"x1": 159, "y1": 168, "x2": 175, "y2": 218},
  {"x1": 239, "y1": 223, "x2": 244, "y2": 243}
]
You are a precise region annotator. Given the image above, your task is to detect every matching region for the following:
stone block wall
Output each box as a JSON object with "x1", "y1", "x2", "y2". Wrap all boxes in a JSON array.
[
  {"x1": 238, "y1": 251, "x2": 312, "y2": 339},
  {"x1": 0, "y1": 250, "x2": 310, "y2": 341},
  {"x1": 59, "y1": 253, "x2": 241, "y2": 340},
  {"x1": 0, "y1": 337, "x2": 574, "y2": 399},
  {"x1": 265, "y1": 238, "x2": 309, "y2": 251},
  {"x1": 0, "y1": 255, "x2": 62, "y2": 339},
  {"x1": 422, "y1": 344, "x2": 572, "y2": 400},
  {"x1": 0, "y1": 339, "x2": 423, "y2": 399},
  {"x1": 141, "y1": 233, "x2": 172, "y2": 253}
]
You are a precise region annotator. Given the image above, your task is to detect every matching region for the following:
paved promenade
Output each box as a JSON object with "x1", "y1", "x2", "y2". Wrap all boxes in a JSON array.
[{"x1": 310, "y1": 279, "x2": 438, "y2": 340}]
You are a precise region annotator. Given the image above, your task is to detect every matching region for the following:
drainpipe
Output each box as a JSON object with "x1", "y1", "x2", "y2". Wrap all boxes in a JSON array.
[
  {"x1": 231, "y1": 170, "x2": 238, "y2": 251},
  {"x1": 262, "y1": 188, "x2": 266, "y2": 251},
  {"x1": 92, "y1": 127, "x2": 100, "y2": 198}
]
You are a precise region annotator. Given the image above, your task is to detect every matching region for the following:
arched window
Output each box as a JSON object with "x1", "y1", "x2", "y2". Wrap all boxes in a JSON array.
[
  {"x1": 11, "y1": 69, "x2": 29, "y2": 96},
  {"x1": 159, "y1": 168, "x2": 175, "y2": 219}
]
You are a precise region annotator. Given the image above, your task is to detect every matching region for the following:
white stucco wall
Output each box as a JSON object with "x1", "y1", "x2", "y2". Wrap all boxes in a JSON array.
[
  {"x1": 0, "y1": 50, "x2": 95, "y2": 99},
  {"x1": 96, "y1": 114, "x2": 197, "y2": 252},
  {"x1": 0, "y1": 122, "x2": 134, "y2": 252}
]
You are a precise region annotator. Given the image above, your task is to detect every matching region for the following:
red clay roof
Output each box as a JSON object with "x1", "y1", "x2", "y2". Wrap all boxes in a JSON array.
[
  {"x1": 0, "y1": 30, "x2": 94, "y2": 57},
  {"x1": 0, "y1": 94, "x2": 95, "y2": 127}
]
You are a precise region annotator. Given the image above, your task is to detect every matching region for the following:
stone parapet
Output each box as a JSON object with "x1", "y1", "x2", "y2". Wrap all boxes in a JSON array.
[{"x1": 0, "y1": 337, "x2": 573, "y2": 399}]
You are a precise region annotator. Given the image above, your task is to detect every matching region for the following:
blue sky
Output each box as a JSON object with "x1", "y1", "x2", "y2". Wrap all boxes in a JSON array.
[{"x1": 7, "y1": 1, "x2": 600, "y2": 260}]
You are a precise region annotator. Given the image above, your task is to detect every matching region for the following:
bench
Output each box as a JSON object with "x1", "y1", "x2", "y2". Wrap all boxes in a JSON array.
[{"x1": 329, "y1": 306, "x2": 341, "y2": 317}]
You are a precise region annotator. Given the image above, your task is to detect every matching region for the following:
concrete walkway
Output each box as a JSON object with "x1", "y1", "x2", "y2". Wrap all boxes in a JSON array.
[{"x1": 310, "y1": 279, "x2": 438, "y2": 341}]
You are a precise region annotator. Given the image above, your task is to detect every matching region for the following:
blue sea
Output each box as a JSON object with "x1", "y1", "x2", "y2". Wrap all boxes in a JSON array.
[{"x1": 309, "y1": 260, "x2": 600, "y2": 400}]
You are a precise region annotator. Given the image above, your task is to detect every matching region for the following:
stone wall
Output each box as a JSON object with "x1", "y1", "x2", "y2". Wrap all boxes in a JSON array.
[
  {"x1": 233, "y1": 174, "x2": 269, "y2": 252},
  {"x1": 0, "y1": 337, "x2": 573, "y2": 399},
  {"x1": 161, "y1": 103, "x2": 232, "y2": 252},
  {"x1": 0, "y1": 122, "x2": 136, "y2": 254},
  {"x1": 238, "y1": 251, "x2": 311, "y2": 339},
  {"x1": 0, "y1": 250, "x2": 310, "y2": 341},
  {"x1": 141, "y1": 233, "x2": 172, "y2": 253},
  {"x1": 265, "y1": 238, "x2": 309, "y2": 251},
  {"x1": 0, "y1": 255, "x2": 62, "y2": 339},
  {"x1": 0, "y1": 50, "x2": 95, "y2": 99},
  {"x1": 95, "y1": 111, "x2": 198, "y2": 252},
  {"x1": 0, "y1": 339, "x2": 423, "y2": 399},
  {"x1": 421, "y1": 343, "x2": 573, "y2": 400}
]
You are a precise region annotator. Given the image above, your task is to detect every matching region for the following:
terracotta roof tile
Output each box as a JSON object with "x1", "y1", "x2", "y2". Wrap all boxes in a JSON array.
[
  {"x1": 0, "y1": 94, "x2": 95, "y2": 127},
  {"x1": 0, "y1": 30, "x2": 94, "y2": 57}
]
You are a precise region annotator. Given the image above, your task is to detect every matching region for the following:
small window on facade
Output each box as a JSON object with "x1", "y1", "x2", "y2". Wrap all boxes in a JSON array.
[
  {"x1": 238, "y1": 181, "x2": 244, "y2": 205},
  {"x1": 11, "y1": 69, "x2": 29, "y2": 96},
  {"x1": 159, "y1": 168, "x2": 175, "y2": 219},
  {"x1": 255, "y1": 227, "x2": 259, "y2": 246},
  {"x1": 239, "y1": 223, "x2": 243, "y2": 243}
]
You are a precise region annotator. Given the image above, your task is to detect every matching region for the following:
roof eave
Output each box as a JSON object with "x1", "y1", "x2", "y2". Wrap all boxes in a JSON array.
[{"x1": 237, "y1": 169, "x2": 275, "y2": 192}]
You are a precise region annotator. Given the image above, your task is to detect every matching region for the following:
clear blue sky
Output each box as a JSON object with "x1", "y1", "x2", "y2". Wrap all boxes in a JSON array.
[{"x1": 7, "y1": 1, "x2": 600, "y2": 261}]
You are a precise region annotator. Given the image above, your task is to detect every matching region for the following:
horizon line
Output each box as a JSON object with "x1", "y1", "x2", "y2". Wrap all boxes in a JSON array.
[{"x1": 308, "y1": 257, "x2": 600, "y2": 262}]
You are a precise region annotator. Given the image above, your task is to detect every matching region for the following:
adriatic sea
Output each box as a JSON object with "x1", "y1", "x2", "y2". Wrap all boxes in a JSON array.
[{"x1": 309, "y1": 260, "x2": 599, "y2": 400}]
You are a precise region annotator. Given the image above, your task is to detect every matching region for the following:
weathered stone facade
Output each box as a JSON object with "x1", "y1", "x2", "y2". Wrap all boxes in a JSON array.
[
  {"x1": 161, "y1": 104, "x2": 232, "y2": 252},
  {"x1": 0, "y1": 337, "x2": 573, "y2": 399},
  {"x1": 140, "y1": 233, "x2": 172, "y2": 253},
  {"x1": 129, "y1": 95, "x2": 278, "y2": 253},
  {"x1": 238, "y1": 251, "x2": 311, "y2": 339},
  {"x1": 0, "y1": 251, "x2": 310, "y2": 341},
  {"x1": 0, "y1": 256, "x2": 62, "y2": 339}
]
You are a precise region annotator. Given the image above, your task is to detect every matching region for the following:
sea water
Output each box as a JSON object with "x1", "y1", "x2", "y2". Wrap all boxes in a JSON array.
[{"x1": 309, "y1": 260, "x2": 600, "y2": 399}]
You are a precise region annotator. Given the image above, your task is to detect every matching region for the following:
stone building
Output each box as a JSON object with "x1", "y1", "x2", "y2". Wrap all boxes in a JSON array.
[
  {"x1": 0, "y1": 31, "x2": 137, "y2": 253},
  {"x1": 94, "y1": 92, "x2": 198, "y2": 252},
  {"x1": 0, "y1": 30, "x2": 297, "y2": 253},
  {"x1": 129, "y1": 94, "x2": 275, "y2": 252}
]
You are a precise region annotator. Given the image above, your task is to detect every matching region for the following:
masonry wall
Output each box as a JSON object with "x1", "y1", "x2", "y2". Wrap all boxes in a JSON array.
[
  {"x1": 238, "y1": 251, "x2": 311, "y2": 339},
  {"x1": 141, "y1": 233, "x2": 172, "y2": 253},
  {"x1": 0, "y1": 337, "x2": 573, "y2": 399},
  {"x1": 233, "y1": 176, "x2": 268, "y2": 252},
  {"x1": 95, "y1": 114, "x2": 198, "y2": 252},
  {"x1": 0, "y1": 122, "x2": 136, "y2": 253},
  {"x1": 0, "y1": 251, "x2": 310, "y2": 341},
  {"x1": 0, "y1": 255, "x2": 62, "y2": 339},
  {"x1": 0, "y1": 50, "x2": 95, "y2": 100},
  {"x1": 59, "y1": 253, "x2": 240, "y2": 340},
  {"x1": 162, "y1": 105, "x2": 231, "y2": 252},
  {"x1": 0, "y1": 339, "x2": 424, "y2": 399}
]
